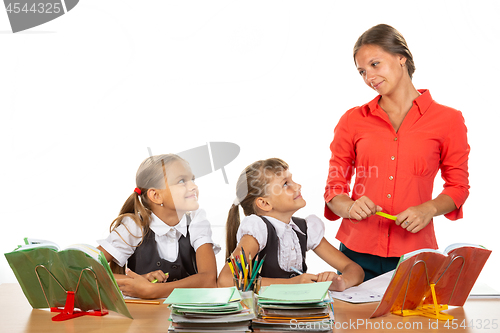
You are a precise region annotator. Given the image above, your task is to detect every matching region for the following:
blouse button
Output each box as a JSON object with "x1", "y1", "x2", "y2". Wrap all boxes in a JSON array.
[
  {"x1": 394, "y1": 137, "x2": 398, "y2": 141},
  {"x1": 389, "y1": 176, "x2": 394, "y2": 180},
  {"x1": 387, "y1": 194, "x2": 392, "y2": 198},
  {"x1": 156, "y1": 261, "x2": 161, "y2": 267},
  {"x1": 391, "y1": 156, "x2": 395, "y2": 160}
]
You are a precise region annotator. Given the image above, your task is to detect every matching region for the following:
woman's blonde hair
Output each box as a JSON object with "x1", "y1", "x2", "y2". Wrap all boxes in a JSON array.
[
  {"x1": 109, "y1": 153, "x2": 184, "y2": 273},
  {"x1": 225, "y1": 158, "x2": 289, "y2": 258}
]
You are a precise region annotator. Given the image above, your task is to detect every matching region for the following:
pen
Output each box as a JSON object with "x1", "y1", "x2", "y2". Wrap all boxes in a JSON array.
[
  {"x1": 151, "y1": 272, "x2": 169, "y2": 283},
  {"x1": 291, "y1": 266, "x2": 303, "y2": 275}
]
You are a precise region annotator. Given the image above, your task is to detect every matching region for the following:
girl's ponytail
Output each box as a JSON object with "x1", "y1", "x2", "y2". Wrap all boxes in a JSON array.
[
  {"x1": 225, "y1": 203, "x2": 241, "y2": 258},
  {"x1": 108, "y1": 190, "x2": 152, "y2": 274}
]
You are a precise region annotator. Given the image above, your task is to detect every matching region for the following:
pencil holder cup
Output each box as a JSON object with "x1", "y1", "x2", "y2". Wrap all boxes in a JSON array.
[
  {"x1": 233, "y1": 276, "x2": 261, "y2": 311},
  {"x1": 238, "y1": 290, "x2": 255, "y2": 311}
]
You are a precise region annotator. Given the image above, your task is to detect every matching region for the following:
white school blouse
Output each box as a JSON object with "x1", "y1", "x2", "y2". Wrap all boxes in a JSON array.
[
  {"x1": 97, "y1": 209, "x2": 220, "y2": 267},
  {"x1": 236, "y1": 214, "x2": 325, "y2": 272}
]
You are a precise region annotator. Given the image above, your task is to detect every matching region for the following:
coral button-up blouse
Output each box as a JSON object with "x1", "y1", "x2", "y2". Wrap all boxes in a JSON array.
[{"x1": 324, "y1": 89, "x2": 470, "y2": 257}]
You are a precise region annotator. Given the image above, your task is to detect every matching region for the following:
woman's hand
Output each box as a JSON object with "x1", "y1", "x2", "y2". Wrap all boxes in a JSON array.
[
  {"x1": 396, "y1": 201, "x2": 437, "y2": 233},
  {"x1": 317, "y1": 271, "x2": 347, "y2": 292},
  {"x1": 347, "y1": 196, "x2": 382, "y2": 221}
]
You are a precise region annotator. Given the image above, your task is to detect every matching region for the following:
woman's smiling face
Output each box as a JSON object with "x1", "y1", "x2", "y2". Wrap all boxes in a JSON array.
[{"x1": 355, "y1": 44, "x2": 407, "y2": 96}]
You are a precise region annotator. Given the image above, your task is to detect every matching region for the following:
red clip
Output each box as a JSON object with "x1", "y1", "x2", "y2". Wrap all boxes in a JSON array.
[{"x1": 50, "y1": 291, "x2": 108, "y2": 321}]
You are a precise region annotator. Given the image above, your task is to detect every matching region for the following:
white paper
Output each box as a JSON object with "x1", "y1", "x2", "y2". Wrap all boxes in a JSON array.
[{"x1": 329, "y1": 270, "x2": 394, "y2": 303}]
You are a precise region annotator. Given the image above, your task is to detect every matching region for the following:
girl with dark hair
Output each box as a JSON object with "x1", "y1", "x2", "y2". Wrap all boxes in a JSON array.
[
  {"x1": 325, "y1": 24, "x2": 470, "y2": 281},
  {"x1": 97, "y1": 154, "x2": 219, "y2": 298},
  {"x1": 218, "y1": 158, "x2": 364, "y2": 291}
]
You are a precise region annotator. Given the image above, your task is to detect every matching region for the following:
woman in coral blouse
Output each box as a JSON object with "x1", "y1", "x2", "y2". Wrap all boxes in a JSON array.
[{"x1": 324, "y1": 24, "x2": 470, "y2": 281}]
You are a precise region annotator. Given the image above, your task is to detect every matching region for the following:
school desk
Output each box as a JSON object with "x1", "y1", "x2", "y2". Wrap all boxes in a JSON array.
[{"x1": 1, "y1": 283, "x2": 498, "y2": 332}]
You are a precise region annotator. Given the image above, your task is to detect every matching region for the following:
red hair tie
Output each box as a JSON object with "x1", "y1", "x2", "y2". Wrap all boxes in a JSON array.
[{"x1": 134, "y1": 187, "x2": 142, "y2": 195}]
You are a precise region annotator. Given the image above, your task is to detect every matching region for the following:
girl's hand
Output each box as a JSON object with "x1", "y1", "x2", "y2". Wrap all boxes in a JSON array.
[
  {"x1": 348, "y1": 196, "x2": 382, "y2": 221},
  {"x1": 396, "y1": 202, "x2": 436, "y2": 233},
  {"x1": 143, "y1": 270, "x2": 168, "y2": 283},
  {"x1": 290, "y1": 273, "x2": 318, "y2": 284},
  {"x1": 116, "y1": 269, "x2": 155, "y2": 298},
  {"x1": 317, "y1": 271, "x2": 347, "y2": 292}
]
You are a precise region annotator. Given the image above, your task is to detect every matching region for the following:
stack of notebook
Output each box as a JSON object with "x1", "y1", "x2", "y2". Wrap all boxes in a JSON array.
[
  {"x1": 165, "y1": 286, "x2": 255, "y2": 333},
  {"x1": 252, "y1": 282, "x2": 334, "y2": 332}
]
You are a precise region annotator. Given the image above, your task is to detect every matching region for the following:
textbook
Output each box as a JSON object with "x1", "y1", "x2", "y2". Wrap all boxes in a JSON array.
[
  {"x1": 4, "y1": 238, "x2": 132, "y2": 319},
  {"x1": 371, "y1": 243, "x2": 491, "y2": 318}
]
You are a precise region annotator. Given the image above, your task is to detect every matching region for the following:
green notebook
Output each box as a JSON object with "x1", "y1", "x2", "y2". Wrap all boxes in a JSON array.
[
  {"x1": 258, "y1": 282, "x2": 331, "y2": 304},
  {"x1": 164, "y1": 286, "x2": 240, "y2": 305},
  {"x1": 4, "y1": 238, "x2": 132, "y2": 319}
]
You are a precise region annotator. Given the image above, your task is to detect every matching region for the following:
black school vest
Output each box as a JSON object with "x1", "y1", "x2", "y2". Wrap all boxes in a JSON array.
[
  {"x1": 127, "y1": 215, "x2": 197, "y2": 281},
  {"x1": 258, "y1": 216, "x2": 308, "y2": 279}
]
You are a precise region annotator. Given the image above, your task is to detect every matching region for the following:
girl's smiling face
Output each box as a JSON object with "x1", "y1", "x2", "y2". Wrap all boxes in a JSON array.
[
  {"x1": 264, "y1": 169, "x2": 306, "y2": 219},
  {"x1": 160, "y1": 160, "x2": 199, "y2": 214},
  {"x1": 355, "y1": 44, "x2": 407, "y2": 96}
]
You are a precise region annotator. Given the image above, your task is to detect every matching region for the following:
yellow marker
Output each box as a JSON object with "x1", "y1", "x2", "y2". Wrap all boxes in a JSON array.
[
  {"x1": 151, "y1": 272, "x2": 169, "y2": 283},
  {"x1": 376, "y1": 211, "x2": 397, "y2": 221}
]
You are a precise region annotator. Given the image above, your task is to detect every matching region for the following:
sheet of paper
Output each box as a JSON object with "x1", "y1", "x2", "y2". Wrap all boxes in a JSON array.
[
  {"x1": 469, "y1": 282, "x2": 500, "y2": 299},
  {"x1": 329, "y1": 270, "x2": 393, "y2": 303}
]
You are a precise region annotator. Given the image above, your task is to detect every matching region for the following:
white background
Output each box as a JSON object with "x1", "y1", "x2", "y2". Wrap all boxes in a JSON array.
[{"x1": 1, "y1": 1, "x2": 499, "y2": 291}]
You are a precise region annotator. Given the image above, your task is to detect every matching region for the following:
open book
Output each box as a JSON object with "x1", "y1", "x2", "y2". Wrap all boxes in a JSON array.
[
  {"x1": 4, "y1": 238, "x2": 132, "y2": 319},
  {"x1": 371, "y1": 243, "x2": 491, "y2": 318}
]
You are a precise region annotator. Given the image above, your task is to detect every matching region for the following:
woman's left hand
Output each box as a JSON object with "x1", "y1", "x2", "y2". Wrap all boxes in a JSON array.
[{"x1": 395, "y1": 202, "x2": 437, "y2": 233}]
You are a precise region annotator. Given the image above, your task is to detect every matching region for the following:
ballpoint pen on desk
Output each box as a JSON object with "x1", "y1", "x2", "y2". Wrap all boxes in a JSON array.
[
  {"x1": 291, "y1": 266, "x2": 303, "y2": 275},
  {"x1": 151, "y1": 272, "x2": 169, "y2": 283}
]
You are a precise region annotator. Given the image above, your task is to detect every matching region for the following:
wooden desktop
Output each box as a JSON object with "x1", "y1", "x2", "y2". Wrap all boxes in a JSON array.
[{"x1": 1, "y1": 283, "x2": 498, "y2": 332}]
